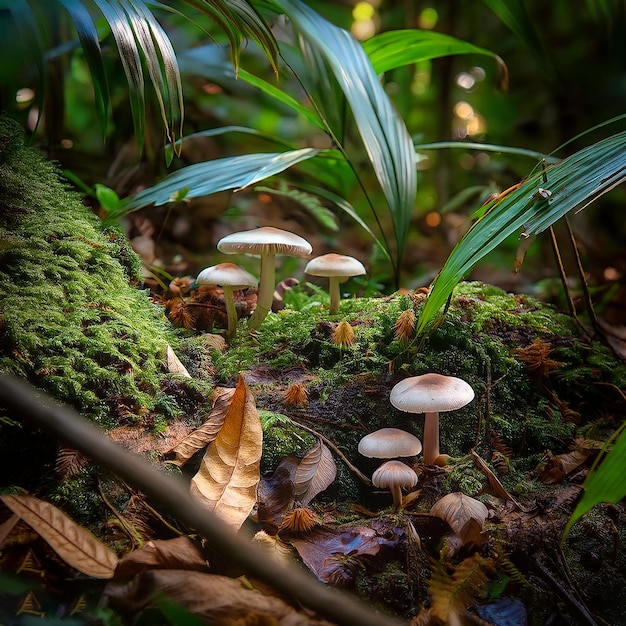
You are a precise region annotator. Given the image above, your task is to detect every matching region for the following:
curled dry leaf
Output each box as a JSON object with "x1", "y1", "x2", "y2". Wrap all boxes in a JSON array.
[
  {"x1": 294, "y1": 439, "x2": 337, "y2": 506},
  {"x1": 165, "y1": 387, "x2": 235, "y2": 466},
  {"x1": 104, "y1": 570, "x2": 333, "y2": 625},
  {"x1": 190, "y1": 375, "x2": 262, "y2": 530},
  {"x1": 257, "y1": 459, "x2": 298, "y2": 533},
  {"x1": 537, "y1": 449, "x2": 591, "y2": 484},
  {"x1": 114, "y1": 536, "x2": 209, "y2": 578},
  {"x1": 430, "y1": 492, "x2": 489, "y2": 546},
  {"x1": 0, "y1": 494, "x2": 118, "y2": 578}
]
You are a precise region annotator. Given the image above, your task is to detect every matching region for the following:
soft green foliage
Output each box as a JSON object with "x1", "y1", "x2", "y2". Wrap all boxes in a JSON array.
[{"x1": 0, "y1": 117, "x2": 179, "y2": 428}]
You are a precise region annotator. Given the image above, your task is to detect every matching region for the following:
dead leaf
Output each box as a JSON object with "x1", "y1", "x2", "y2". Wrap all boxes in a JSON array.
[
  {"x1": 0, "y1": 494, "x2": 118, "y2": 578},
  {"x1": 166, "y1": 345, "x2": 191, "y2": 377},
  {"x1": 471, "y1": 451, "x2": 526, "y2": 510},
  {"x1": 430, "y1": 492, "x2": 489, "y2": 546},
  {"x1": 103, "y1": 570, "x2": 333, "y2": 625},
  {"x1": 190, "y1": 375, "x2": 262, "y2": 530},
  {"x1": 165, "y1": 387, "x2": 235, "y2": 466},
  {"x1": 252, "y1": 530, "x2": 295, "y2": 565},
  {"x1": 291, "y1": 518, "x2": 403, "y2": 584},
  {"x1": 537, "y1": 449, "x2": 591, "y2": 484},
  {"x1": 257, "y1": 459, "x2": 298, "y2": 532},
  {"x1": 114, "y1": 536, "x2": 209, "y2": 578},
  {"x1": 294, "y1": 440, "x2": 337, "y2": 506}
]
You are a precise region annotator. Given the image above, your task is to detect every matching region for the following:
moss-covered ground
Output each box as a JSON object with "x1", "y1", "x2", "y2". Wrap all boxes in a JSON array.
[{"x1": 1, "y1": 115, "x2": 625, "y2": 624}]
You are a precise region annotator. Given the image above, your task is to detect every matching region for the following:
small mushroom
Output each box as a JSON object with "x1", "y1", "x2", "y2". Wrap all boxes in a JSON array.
[
  {"x1": 358, "y1": 428, "x2": 422, "y2": 459},
  {"x1": 218, "y1": 227, "x2": 312, "y2": 330},
  {"x1": 304, "y1": 253, "x2": 366, "y2": 315},
  {"x1": 195, "y1": 263, "x2": 258, "y2": 338},
  {"x1": 389, "y1": 373, "x2": 474, "y2": 465},
  {"x1": 372, "y1": 460, "x2": 418, "y2": 510}
]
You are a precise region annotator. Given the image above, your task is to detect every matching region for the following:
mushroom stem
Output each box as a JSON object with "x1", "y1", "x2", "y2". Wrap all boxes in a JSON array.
[
  {"x1": 248, "y1": 253, "x2": 275, "y2": 330},
  {"x1": 328, "y1": 277, "x2": 341, "y2": 315},
  {"x1": 422, "y1": 411, "x2": 440, "y2": 465},
  {"x1": 222, "y1": 286, "x2": 238, "y2": 339},
  {"x1": 390, "y1": 485, "x2": 403, "y2": 510}
]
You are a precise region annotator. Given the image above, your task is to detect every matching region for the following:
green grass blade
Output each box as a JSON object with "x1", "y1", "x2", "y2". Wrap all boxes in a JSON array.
[
  {"x1": 363, "y1": 29, "x2": 508, "y2": 89},
  {"x1": 272, "y1": 0, "x2": 417, "y2": 277},
  {"x1": 562, "y1": 421, "x2": 626, "y2": 540},
  {"x1": 416, "y1": 129, "x2": 626, "y2": 335},
  {"x1": 415, "y1": 140, "x2": 559, "y2": 164},
  {"x1": 117, "y1": 148, "x2": 320, "y2": 217}
]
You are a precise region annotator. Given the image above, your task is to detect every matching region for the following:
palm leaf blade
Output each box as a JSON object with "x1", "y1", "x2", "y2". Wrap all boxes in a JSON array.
[{"x1": 416, "y1": 130, "x2": 626, "y2": 335}]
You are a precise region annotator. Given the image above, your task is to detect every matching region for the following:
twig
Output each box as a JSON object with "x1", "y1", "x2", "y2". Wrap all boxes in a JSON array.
[
  {"x1": 290, "y1": 418, "x2": 372, "y2": 486},
  {"x1": 0, "y1": 375, "x2": 402, "y2": 626}
]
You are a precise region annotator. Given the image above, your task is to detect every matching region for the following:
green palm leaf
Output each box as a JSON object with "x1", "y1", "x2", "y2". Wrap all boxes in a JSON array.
[
  {"x1": 115, "y1": 147, "x2": 320, "y2": 218},
  {"x1": 363, "y1": 29, "x2": 508, "y2": 88},
  {"x1": 271, "y1": 0, "x2": 417, "y2": 280},
  {"x1": 416, "y1": 130, "x2": 626, "y2": 335}
]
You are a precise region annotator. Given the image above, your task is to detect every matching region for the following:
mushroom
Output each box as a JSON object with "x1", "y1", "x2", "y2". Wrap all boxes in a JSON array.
[
  {"x1": 304, "y1": 253, "x2": 366, "y2": 315},
  {"x1": 217, "y1": 227, "x2": 312, "y2": 330},
  {"x1": 195, "y1": 263, "x2": 258, "y2": 339},
  {"x1": 389, "y1": 373, "x2": 474, "y2": 466},
  {"x1": 372, "y1": 460, "x2": 418, "y2": 510},
  {"x1": 358, "y1": 427, "x2": 422, "y2": 459}
]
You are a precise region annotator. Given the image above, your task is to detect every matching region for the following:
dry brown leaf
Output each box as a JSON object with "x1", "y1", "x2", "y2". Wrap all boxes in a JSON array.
[
  {"x1": 114, "y1": 536, "x2": 209, "y2": 578},
  {"x1": 257, "y1": 459, "x2": 298, "y2": 532},
  {"x1": 252, "y1": 530, "x2": 295, "y2": 565},
  {"x1": 165, "y1": 387, "x2": 235, "y2": 466},
  {"x1": 537, "y1": 449, "x2": 591, "y2": 484},
  {"x1": 294, "y1": 440, "x2": 337, "y2": 506},
  {"x1": 0, "y1": 494, "x2": 118, "y2": 578},
  {"x1": 166, "y1": 344, "x2": 191, "y2": 377},
  {"x1": 471, "y1": 451, "x2": 526, "y2": 510},
  {"x1": 190, "y1": 375, "x2": 262, "y2": 530},
  {"x1": 103, "y1": 570, "x2": 333, "y2": 625},
  {"x1": 430, "y1": 492, "x2": 488, "y2": 546}
]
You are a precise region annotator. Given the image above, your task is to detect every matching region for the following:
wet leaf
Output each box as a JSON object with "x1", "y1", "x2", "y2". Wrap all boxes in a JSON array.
[
  {"x1": 190, "y1": 376, "x2": 262, "y2": 530},
  {"x1": 0, "y1": 494, "x2": 118, "y2": 578},
  {"x1": 291, "y1": 518, "x2": 402, "y2": 583},
  {"x1": 430, "y1": 492, "x2": 489, "y2": 546},
  {"x1": 104, "y1": 570, "x2": 333, "y2": 625},
  {"x1": 114, "y1": 536, "x2": 209, "y2": 578},
  {"x1": 257, "y1": 459, "x2": 298, "y2": 532},
  {"x1": 166, "y1": 387, "x2": 235, "y2": 466},
  {"x1": 294, "y1": 440, "x2": 337, "y2": 506},
  {"x1": 475, "y1": 597, "x2": 527, "y2": 626}
]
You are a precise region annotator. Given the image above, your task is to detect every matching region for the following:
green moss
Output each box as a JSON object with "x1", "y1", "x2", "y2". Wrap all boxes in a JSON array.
[{"x1": 259, "y1": 410, "x2": 315, "y2": 471}]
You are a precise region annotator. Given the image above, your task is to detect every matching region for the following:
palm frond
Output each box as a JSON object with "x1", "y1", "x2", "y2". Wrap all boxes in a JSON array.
[
  {"x1": 363, "y1": 29, "x2": 508, "y2": 89},
  {"x1": 115, "y1": 147, "x2": 320, "y2": 218},
  {"x1": 271, "y1": 0, "x2": 417, "y2": 282},
  {"x1": 416, "y1": 130, "x2": 626, "y2": 335}
]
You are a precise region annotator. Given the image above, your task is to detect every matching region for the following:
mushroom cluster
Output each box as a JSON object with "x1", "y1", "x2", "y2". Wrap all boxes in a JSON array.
[
  {"x1": 358, "y1": 427, "x2": 421, "y2": 510},
  {"x1": 194, "y1": 225, "x2": 367, "y2": 337}
]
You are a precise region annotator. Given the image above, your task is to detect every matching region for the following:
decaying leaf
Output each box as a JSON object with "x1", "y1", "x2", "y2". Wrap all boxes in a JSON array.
[
  {"x1": 430, "y1": 492, "x2": 489, "y2": 546},
  {"x1": 165, "y1": 387, "x2": 235, "y2": 466},
  {"x1": 190, "y1": 375, "x2": 262, "y2": 530},
  {"x1": 0, "y1": 494, "x2": 118, "y2": 578},
  {"x1": 166, "y1": 344, "x2": 191, "y2": 377},
  {"x1": 471, "y1": 451, "x2": 525, "y2": 510},
  {"x1": 294, "y1": 439, "x2": 337, "y2": 506},
  {"x1": 114, "y1": 536, "x2": 209, "y2": 578},
  {"x1": 103, "y1": 570, "x2": 333, "y2": 625},
  {"x1": 257, "y1": 459, "x2": 298, "y2": 532},
  {"x1": 537, "y1": 449, "x2": 591, "y2": 484},
  {"x1": 291, "y1": 518, "x2": 403, "y2": 584}
]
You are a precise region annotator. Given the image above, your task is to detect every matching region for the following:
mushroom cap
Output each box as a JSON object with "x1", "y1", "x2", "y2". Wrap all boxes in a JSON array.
[
  {"x1": 196, "y1": 263, "x2": 258, "y2": 290},
  {"x1": 358, "y1": 428, "x2": 422, "y2": 459},
  {"x1": 217, "y1": 227, "x2": 312, "y2": 258},
  {"x1": 305, "y1": 253, "x2": 366, "y2": 281},
  {"x1": 371, "y1": 460, "x2": 418, "y2": 490},
  {"x1": 390, "y1": 373, "x2": 474, "y2": 414}
]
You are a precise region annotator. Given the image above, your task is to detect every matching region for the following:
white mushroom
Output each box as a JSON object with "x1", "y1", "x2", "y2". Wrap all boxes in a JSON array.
[
  {"x1": 389, "y1": 373, "x2": 474, "y2": 465},
  {"x1": 195, "y1": 263, "x2": 257, "y2": 338},
  {"x1": 304, "y1": 253, "x2": 366, "y2": 315},
  {"x1": 358, "y1": 428, "x2": 422, "y2": 459},
  {"x1": 372, "y1": 460, "x2": 418, "y2": 510},
  {"x1": 217, "y1": 227, "x2": 312, "y2": 330}
]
